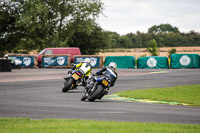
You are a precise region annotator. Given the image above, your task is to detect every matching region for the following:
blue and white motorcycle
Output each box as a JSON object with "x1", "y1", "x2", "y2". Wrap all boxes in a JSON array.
[{"x1": 81, "y1": 74, "x2": 111, "y2": 102}]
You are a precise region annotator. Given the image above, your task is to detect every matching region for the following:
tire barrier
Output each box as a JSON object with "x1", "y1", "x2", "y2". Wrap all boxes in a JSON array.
[
  {"x1": 74, "y1": 55, "x2": 103, "y2": 68},
  {"x1": 137, "y1": 56, "x2": 169, "y2": 69},
  {"x1": 0, "y1": 59, "x2": 12, "y2": 72},
  {"x1": 104, "y1": 56, "x2": 135, "y2": 69},
  {"x1": 171, "y1": 54, "x2": 200, "y2": 68},
  {"x1": 41, "y1": 54, "x2": 71, "y2": 68}
]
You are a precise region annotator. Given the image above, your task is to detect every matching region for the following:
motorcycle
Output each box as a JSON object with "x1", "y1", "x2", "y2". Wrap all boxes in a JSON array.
[
  {"x1": 81, "y1": 74, "x2": 111, "y2": 102},
  {"x1": 62, "y1": 69, "x2": 87, "y2": 92},
  {"x1": 14, "y1": 60, "x2": 22, "y2": 69}
]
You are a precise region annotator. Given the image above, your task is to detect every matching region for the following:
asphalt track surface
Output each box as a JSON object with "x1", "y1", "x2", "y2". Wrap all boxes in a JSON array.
[{"x1": 0, "y1": 68, "x2": 200, "y2": 124}]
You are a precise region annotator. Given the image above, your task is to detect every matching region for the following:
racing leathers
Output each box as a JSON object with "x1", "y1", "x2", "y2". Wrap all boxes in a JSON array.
[
  {"x1": 86, "y1": 66, "x2": 118, "y2": 89},
  {"x1": 69, "y1": 62, "x2": 92, "y2": 86},
  {"x1": 72, "y1": 62, "x2": 91, "y2": 77}
]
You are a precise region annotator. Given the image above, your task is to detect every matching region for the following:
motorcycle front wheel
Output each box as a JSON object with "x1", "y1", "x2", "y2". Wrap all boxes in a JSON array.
[
  {"x1": 62, "y1": 78, "x2": 75, "y2": 92},
  {"x1": 88, "y1": 85, "x2": 104, "y2": 102},
  {"x1": 81, "y1": 92, "x2": 87, "y2": 101}
]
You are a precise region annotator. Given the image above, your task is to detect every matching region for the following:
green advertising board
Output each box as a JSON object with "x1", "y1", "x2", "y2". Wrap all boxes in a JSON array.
[
  {"x1": 104, "y1": 56, "x2": 135, "y2": 69},
  {"x1": 170, "y1": 54, "x2": 200, "y2": 68},
  {"x1": 137, "y1": 56, "x2": 169, "y2": 69}
]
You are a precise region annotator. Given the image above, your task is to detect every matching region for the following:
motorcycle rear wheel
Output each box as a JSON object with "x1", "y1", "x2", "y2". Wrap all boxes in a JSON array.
[
  {"x1": 88, "y1": 85, "x2": 104, "y2": 102},
  {"x1": 62, "y1": 78, "x2": 74, "y2": 92}
]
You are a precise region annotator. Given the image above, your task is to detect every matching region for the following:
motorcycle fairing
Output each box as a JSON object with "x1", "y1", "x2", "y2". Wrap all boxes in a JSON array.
[
  {"x1": 94, "y1": 76, "x2": 110, "y2": 87},
  {"x1": 106, "y1": 68, "x2": 117, "y2": 79}
]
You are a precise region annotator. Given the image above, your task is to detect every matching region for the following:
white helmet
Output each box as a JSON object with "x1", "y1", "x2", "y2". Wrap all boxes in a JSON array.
[
  {"x1": 4, "y1": 54, "x2": 9, "y2": 58},
  {"x1": 109, "y1": 62, "x2": 117, "y2": 70},
  {"x1": 84, "y1": 58, "x2": 91, "y2": 64}
]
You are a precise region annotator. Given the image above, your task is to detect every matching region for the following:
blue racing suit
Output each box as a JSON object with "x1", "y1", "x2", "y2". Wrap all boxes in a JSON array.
[{"x1": 95, "y1": 66, "x2": 118, "y2": 87}]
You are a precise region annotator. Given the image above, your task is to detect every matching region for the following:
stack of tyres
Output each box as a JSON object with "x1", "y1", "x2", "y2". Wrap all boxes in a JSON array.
[
  {"x1": 6, "y1": 59, "x2": 12, "y2": 72},
  {"x1": 0, "y1": 59, "x2": 12, "y2": 72},
  {"x1": 0, "y1": 59, "x2": 2, "y2": 72},
  {"x1": 1, "y1": 59, "x2": 6, "y2": 72}
]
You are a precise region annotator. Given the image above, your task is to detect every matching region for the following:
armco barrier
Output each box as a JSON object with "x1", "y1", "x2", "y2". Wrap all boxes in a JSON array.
[
  {"x1": 171, "y1": 54, "x2": 200, "y2": 68},
  {"x1": 74, "y1": 55, "x2": 103, "y2": 68},
  {"x1": 41, "y1": 54, "x2": 71, "y2": 68},
  {"x1": 137, "y1": 56, "x2": 169, "y2": 69},
  {"x1": 8, "y1": 54, "x2": 35, "y2": 68},
  {"x1": 104, "y1": 56, "x2": 135, "y2": 69}
]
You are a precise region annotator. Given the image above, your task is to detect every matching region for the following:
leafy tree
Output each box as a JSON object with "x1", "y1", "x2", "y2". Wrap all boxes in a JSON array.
[
  {"x1": 18, "y1": 0, "x2": 104, "y2": 51},
  {"x1": 184, "y1": 31, "x2": 200, "y2": 46},
  {"x1": 148, "y1": 23, "x2": 180, "y2": 34},
  {"x1": 0, "y1": 0, "x2": 23, "y2": 56},
  {"x1": 147, "y1": 39, "x2": 159, "y2": 56},
  {"x1": 68, "y1": 24, "x2": 109, "y2": 55},
  {"x1": 168, "y1": 48, "x2": 177, "y2": 58},
  {"x1": 106, "y1": 26, "x2": 200, "y2": 49},
  {"x1": 1, "y1": 2, "x2": 200, "y2": 58},
  {"x1": 156, "y1": 33, "x2": 181, "y2": 47},
  {"x1": 118, "y1": 36, "x2": 132, "y2": 48},
  {"x1": 107, "y1": 31, "x2": 120, "y2": 48},
  {"x1": 0, "y1": 0, "x2": 104, "y2": 56},
  {"x1": 126, "y1": 33, "x2": 137, "y2": 47}
]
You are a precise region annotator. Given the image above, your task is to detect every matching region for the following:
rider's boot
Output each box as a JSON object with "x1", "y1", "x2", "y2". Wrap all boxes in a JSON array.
[
  {"x1": 64, "y1": 71, "x2": 73, "y2": 80},
  {"x1": 78, "y1": 81, "x2": 87, "y2": 86},
  {"x1": 81, "y1": 89, "x2": 87, "y2": 101},
  {"x1": 64, "y1": 77, "x2": 69, "y2": 80},
  {"x1": 86, "y1": 80, "x2": 94, "y2": 88}
]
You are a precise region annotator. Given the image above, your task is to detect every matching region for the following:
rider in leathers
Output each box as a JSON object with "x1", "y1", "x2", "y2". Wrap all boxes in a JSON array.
[
  {"x1": 86, "y1": 62, "x2": 118, "y2": 90},
  {"x1": 66, "y1": 58, "x2": 92, "y2": 86},
  {"x1": 71, "y1": 58, "x2": 92, "y2": 79}
]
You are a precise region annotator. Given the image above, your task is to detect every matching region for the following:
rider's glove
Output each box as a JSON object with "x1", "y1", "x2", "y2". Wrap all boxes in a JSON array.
[
  {"x1": 71, "y1": 65, "x2": 76, "y2": 70},
  {"x1": 92, "y1": 73, "x2": 97, "y2": 76}
]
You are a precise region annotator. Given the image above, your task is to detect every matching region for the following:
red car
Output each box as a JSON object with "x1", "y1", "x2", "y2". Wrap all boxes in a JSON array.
[{"x1": 37, "y1": 47, "x2": 81, "y2": 67}]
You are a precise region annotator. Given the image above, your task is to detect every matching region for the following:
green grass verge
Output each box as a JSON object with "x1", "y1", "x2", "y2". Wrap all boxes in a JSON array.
[
  {"x1": 0, "y1": 118, "x2": 200, "y2": 133},
  {"x1": 115, "y1": 84, "x2": 200, "y2": 106}
]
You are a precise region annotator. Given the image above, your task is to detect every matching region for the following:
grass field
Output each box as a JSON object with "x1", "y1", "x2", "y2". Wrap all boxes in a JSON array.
[
  {"x1": 115, "y1": 84, "x2": 200, "y2": 106},
  {"x1": 0, "y1": 118, "x2": 200, "y2": 133}
]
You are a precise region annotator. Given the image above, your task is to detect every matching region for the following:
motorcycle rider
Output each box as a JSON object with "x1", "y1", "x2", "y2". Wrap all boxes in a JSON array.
[
  {"x1": 65, "y1": 58, "x2": 92, "y2": 86},
  {"x1": 4, "y1": 54, "x2": 15, "y2": 67},
  {"x1": 85, "y1": 62, "x2": 118, "y2": 90}
]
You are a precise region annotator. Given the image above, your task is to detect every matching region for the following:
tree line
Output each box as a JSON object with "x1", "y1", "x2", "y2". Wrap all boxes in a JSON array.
[
  {"x1": 106, "y1": 24, "x2": 200, "y2": 49},
  {"x1": 0, "y1": 1, "x2": 200, "y2": 57},
  {"x1": 0, "y1": 0, "x2": 107, "y2": 56}
]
